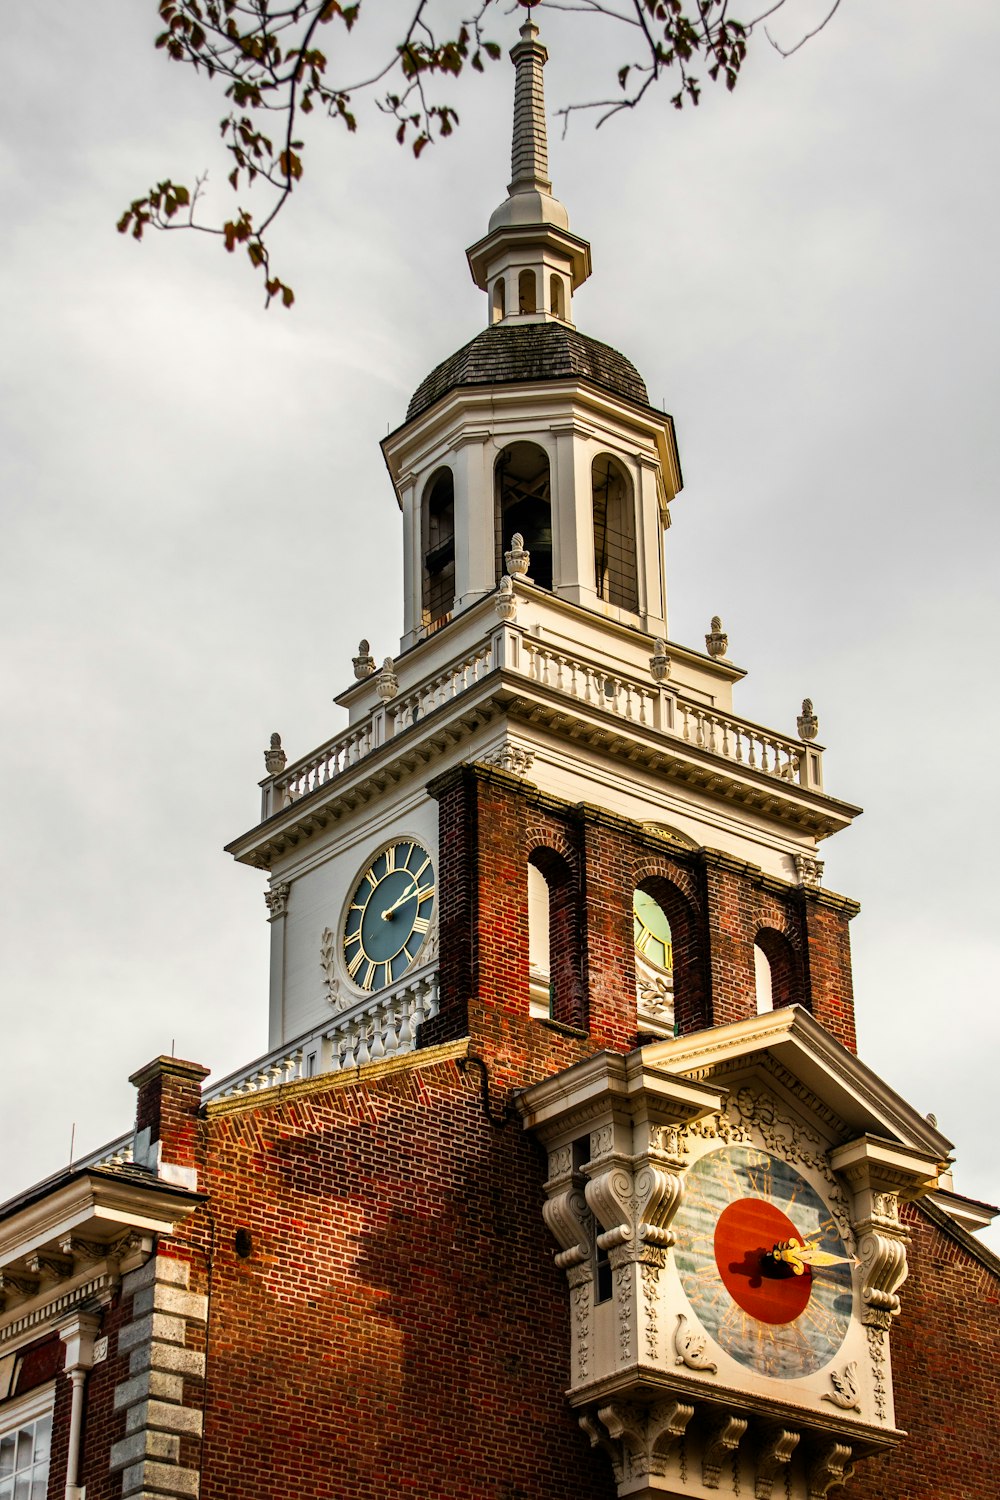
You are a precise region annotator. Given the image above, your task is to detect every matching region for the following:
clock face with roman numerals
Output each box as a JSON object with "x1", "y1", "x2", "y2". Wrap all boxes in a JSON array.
[
  {"x1": 673, "y1": 1144, "x2": 853, "y2": 1380},
  {"x1": 341, "y1": 840, "x2": 435, "y2": 993}
]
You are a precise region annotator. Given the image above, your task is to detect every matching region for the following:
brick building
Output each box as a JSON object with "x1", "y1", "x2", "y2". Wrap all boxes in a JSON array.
[{"x1": 2, "y1": 16, "x2": 997, "y2": 1500}]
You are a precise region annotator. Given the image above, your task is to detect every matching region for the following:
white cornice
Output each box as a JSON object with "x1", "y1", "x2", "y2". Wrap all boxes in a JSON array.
[
  {"x1": 647, "y1": 1007, "x2": 954, "y2": 1161},
  {"x1": 0, "y1": 1172, "x2": 202, "y2": 1269}
]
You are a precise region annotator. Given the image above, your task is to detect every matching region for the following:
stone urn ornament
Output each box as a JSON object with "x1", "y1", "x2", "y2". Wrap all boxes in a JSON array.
[
  {"x1": 797, "y1": 698, "x2": 819, "y2": 741},
  {"x1": 505, "y1": 533, "x2": 531, "y2": 579},
  {"x1": 705, "y1": 616, "x2": 728, "y2": 659},
  {"x1": 649, "y1": 639, "x2": 671, "y2": 683},
  {"x1": 353, "y1": 638, "x2": 377, "y2": 679},
  {"x1": 495, "y1": 574, "x2": 518, "y2": 622},
  {"x1": 263, "y1": 731, "x2": 287, "y2": 775},
  {"x1": 376, "y1": 657, "x2": 399, "y2": 703}
]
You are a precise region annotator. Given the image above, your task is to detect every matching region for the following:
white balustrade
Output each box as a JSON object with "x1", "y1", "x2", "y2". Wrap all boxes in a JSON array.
[
  {"x1": 521, "y1": 639, "x2": 658, "y2": 728},
  {"x1": 260, "y1": 617, "x2": 818, "y2": 816},
  {"x1": 204, "y1": 969, "x2": 440, "y2": 1104},
  {"x1": 275, "y1": 720, "x2": 375, "y2": 807},
  {"x1": 391, "y1": 644, "x2": 494, "y2": 733},
  {"x1": 677, "y1": 700, "x2": 804, "y2": 784},
  {"x1": 77, "y1": 1135, "x2": 135, "y2": 1170}
]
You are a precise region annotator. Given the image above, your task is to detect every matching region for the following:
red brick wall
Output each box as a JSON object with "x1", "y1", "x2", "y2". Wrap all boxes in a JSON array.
[
  {"x1": 426, "y1": 765, "x2": 858, "y2": 1055},
  {"x1": 847, "y1": 1202, "x2": 1000, "y2": 1500},
  {"x1": 163, "y1": 1055, "x2": 616, "y2": 1500}
]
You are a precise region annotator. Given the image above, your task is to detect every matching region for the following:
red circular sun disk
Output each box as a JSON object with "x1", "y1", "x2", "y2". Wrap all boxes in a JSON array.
[{"x1": 714, "y1": 1199, "x2": 812, "y2": 1325}]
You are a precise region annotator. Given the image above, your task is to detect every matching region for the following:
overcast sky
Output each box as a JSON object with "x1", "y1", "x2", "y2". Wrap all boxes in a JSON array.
[{"x1": 2, "y1": 2, "x2": 998, "y2": 1248}]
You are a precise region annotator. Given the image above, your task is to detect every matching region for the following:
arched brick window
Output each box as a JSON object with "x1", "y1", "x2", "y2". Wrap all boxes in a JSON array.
[
  {"x1": 634, "y1": 875, "x2": 706, "y2": 1035},
  {"x1": 495, "y1": 441, "x2": 553, "y2": 590},
  {"x1": 755, "y1": 927, "x2": 801, "y2": 1011},
  {"x1": 528, "y1": 847, "x2": 580, "y2": 1029}
]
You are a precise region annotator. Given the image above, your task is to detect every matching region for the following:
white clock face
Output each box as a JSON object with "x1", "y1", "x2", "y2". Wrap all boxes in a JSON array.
[{"x1": 341, "y1": 840, "x2": 435, "y2": 993}]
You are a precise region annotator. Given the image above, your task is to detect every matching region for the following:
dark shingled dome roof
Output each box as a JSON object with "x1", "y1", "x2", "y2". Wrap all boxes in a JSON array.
[{"x1": 407, "y1": 321, "x2": 649, "y2": 421}]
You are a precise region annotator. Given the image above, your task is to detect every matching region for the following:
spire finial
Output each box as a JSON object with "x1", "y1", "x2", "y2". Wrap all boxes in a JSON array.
[{"x1": 509, "y1": 10, "x2": 551, "y2": 197}]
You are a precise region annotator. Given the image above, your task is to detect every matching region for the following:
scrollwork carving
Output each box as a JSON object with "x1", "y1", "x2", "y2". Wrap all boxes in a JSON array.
[
  {"x1": 808, "y1": 1442, "x2": 854, "y2": 1499},
  {"x1": 674, "y1": 1313, "x2": 717, "y2": 1374},
  {"x1": 265, "y1": 881, "x2": 290, "y2": 920},
  {"x1": 821, "y1": 1360, "x2": 861, "y2": 1413},
  {"x1": 857, "y1": 1227, "x2": 908, "y2": 1325},
  {"x1": 754, "y1": 1428, "x2": 800, "y2": 1500},
  {"x1": 866, "y1": 1325, "x2": 889, "y2": 1422},
  {"x1": 703, "y1": 1414, "x2": 747, "y2": 1490}
]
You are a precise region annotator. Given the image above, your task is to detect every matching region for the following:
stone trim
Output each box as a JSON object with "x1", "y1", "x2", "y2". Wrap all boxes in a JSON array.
[
  {"x1": 202, "y1": 1038, "x2": 469, "y2": 1119},
  {"x1": 113, "y1": 1256, "x2": 206, "y2": 1500}
]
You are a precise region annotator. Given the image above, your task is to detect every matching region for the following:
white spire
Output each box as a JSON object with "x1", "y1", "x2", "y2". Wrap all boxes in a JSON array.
[
  {"x1": 466, "y1": 12, "x2": 592, "y2": 324},
  {"x1": 509, "y1": 17, "x2": 551, "y2": 197}
]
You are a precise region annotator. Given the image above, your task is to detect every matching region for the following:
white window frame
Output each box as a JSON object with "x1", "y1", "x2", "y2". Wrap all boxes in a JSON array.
[{"x1": 0, "y1": 1379, "x2": 56, "y2": 1497}]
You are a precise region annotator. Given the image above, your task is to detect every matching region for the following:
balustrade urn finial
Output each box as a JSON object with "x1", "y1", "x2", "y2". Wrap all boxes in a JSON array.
[
  {"x1": 495, "y1": 574, "x2": 518, "y2": 622},
  {"x1": 353, "y1": 638, "x2": 377, "y2": 679},
  {"x1": 797, "y1": 698, "x2": 819, "y2": 741},
  {"x1": 263, "y1": 732, "x2": 287, "y2": 776},
  {"x1": 376, "y1": 657, "x2": 399, "y2": 703},
  {"x1": 705, "y1": 616, "x2": 728, "y2": 660},
  {"x1": 649, "y1": 638, "x2": 671, "y2": 683},
  {"x1": 505, "y1": 533, "x2": 531, "y2": 579}
]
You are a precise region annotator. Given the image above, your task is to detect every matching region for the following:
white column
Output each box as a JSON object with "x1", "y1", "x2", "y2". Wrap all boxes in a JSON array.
[
  {"x1": 637, "y1": 455, "x2": 668, "y2": 636},
  {"x1": 398, "y1": 475, "x2": 421, "y2": 649},
  {"x1": 551, "y1": 422, "x2": 593, "y2": 607},
  {"x1": 452, "y1": 434, "x2": 494, "y2": 612}
]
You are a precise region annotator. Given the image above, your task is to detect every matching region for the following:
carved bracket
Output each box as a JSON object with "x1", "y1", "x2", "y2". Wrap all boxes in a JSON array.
[
  {"x1": 703, "y1": 1413, "x2": 747, "y2": 1488},
  {"x1": 582, "y1": 1399, "x2": 694, "y2": 1489},
  {"x1": 755, "y1": 1427, "x2": 800, "y2": 1500},
  {"x1": 808, "y1": 1441, "x2": 854, "y2": 1498}
]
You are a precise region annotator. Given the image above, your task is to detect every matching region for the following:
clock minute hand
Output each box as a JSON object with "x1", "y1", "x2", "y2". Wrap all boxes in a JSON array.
[
  {"x1": 380, "y1": 880, "x2": 417, "y2": 921},
  {"x1": 770, "y1": 1237, "x2": 859, "y2": 1276}
]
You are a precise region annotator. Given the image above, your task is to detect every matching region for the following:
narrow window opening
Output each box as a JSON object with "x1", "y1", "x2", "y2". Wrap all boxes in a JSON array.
[
  {"x1": 421, "y1": 469, "x2": 455, "y2": 628},
  {"x1": 518, "y1": 269, "x2": 537, "y2": 314},
  {"x1": 592, "y1": 455, "x2": 639, "y2": 612},
  {"x1": 634, "y1": 886, "x2": 674, "y2": 1036},
  {"x1": 754, "y1": 944, "x2": 774, "y2": 1014},
  {"x1": 492, "y1": 278, "x2": 506, "y2": 323},
  {"x1": 528, "y1": 862, "x2": 551, "y2": 1018},
  {"x1": 496, "y1": 442, "x2": 552, "y2": 591},
  {"x1": 549, "y1": 274, "x2": 565, "y2": 320}
]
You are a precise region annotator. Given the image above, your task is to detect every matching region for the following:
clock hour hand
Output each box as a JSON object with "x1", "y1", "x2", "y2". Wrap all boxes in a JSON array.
[{"x1": 769, "y1": 1237, "x2": 858, "y2": 1276}]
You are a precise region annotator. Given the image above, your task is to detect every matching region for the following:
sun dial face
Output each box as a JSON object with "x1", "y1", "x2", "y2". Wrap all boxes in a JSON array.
[{"x1": 673, "y1": 1144, "x2": 854, "y2": 1380}]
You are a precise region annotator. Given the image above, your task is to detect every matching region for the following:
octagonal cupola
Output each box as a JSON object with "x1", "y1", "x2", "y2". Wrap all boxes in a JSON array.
[{"x1": 466, "y1": 14, "x2": 592, "y2": 327}]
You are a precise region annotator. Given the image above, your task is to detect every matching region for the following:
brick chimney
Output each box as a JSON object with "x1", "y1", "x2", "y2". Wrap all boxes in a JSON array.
[{"x1": 129, "y1": 1056, "x2": 209, "y2": 1190}]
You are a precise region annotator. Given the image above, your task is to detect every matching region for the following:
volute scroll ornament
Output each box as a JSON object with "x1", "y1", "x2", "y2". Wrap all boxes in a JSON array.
[{"x1": 702, "y1": 1414, "x2": 747, "y2": 1489}]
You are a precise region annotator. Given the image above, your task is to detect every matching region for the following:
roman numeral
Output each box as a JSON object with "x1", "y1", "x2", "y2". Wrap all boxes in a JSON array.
[
  {"x1": 346, "y1": 948, "x2": 365, "y2": 979},
  {"x1": 385, "y1": 845, "x2": 396, "y2": 872},
  {"x1": 412, "y1": 916, "x2": 429, "y2": 935},
  {"x1": 363, "y1": 961, "x2": 376, "y2": 990}
]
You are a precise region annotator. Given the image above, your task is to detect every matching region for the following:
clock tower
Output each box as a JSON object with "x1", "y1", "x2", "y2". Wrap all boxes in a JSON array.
[
  {"x1": 218, "y1": 14, "x2": 971, "y2": 1500},
  {"x1": 2, "y1": 12, "x2": 997, "y2": 1500}
]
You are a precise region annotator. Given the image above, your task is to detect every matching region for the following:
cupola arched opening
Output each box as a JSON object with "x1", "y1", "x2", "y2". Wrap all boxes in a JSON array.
[
  {"x1": 528, "y1": 846, "x2": 581, "y2": 1030},
  {"x1": 549, "y1": 274, "x2": 565, "y2": 320},
  {"x1": 495, "y1": 442, "x2": 553, "y2": 591},
  {"x1": 518, "y1": 269, "x2": 537, "y2": 314},
  {"x1": 633, "y1": 875, "x2": 706, "y2": 1035},
  {"x1": 592, "y1": 454, "x2": 639, "y2": 612},
  {"x1": 754, "y1": 927, "x2": 802, "y2": 1013},
  {"x1": 492, "y1": 278, "x2": 506, "y2": 323},
  {"x1": 421, "y1": 467, "x2": 455, "y2": 630}
]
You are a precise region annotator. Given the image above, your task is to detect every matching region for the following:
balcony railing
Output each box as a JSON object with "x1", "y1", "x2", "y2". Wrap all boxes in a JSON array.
[
  {"x1": 261, "y1": 614, "x2": 823, "y2": 821},
  {"x1": 203, "y1": 967, "x2": 440, "y2": 1105}
]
